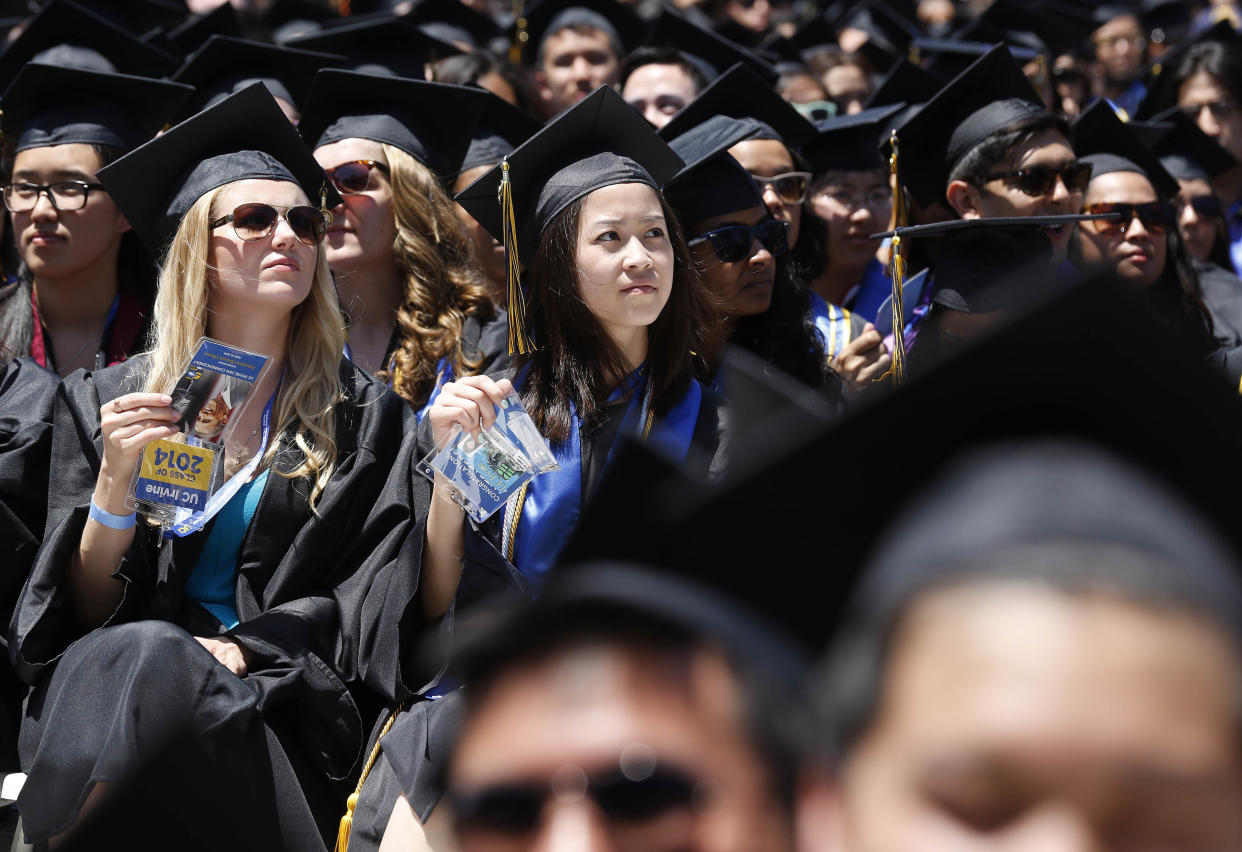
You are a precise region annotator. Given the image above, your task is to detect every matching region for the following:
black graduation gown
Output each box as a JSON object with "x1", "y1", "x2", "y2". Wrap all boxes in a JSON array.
[
  {"x1": 1196, "y1": 260, "x2": 1242, "y2": 346},
  {"x1": 7, "y1": 356, "x2": 436, "y2": 848}
]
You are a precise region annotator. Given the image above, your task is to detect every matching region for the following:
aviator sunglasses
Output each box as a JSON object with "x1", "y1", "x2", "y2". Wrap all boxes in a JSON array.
[
  {"x1": 209, "y1": 203, "x2": 330, "y2": 246},
  {"x1": 688, "y1": 219, "x2": 789, "y2": 263},
  {"x1": 324, "y1": 159, "x2": 389, "y2": 195},
  {"x1": 983, "y1": 161, "x2": 1094, "y2": 197},
  {"x1": 1082, "y1": 201, "x2": 1173, "y2": 236}
]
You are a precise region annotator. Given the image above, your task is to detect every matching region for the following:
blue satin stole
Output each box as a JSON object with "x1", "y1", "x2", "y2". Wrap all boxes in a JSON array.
[{"x1": 809, "y1": 292, "x2": 856, "y2": 360}]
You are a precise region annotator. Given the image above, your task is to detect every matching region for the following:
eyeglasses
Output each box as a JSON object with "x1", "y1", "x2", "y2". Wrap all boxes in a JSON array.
[
  {"x1": 983, "y1": 161, "x2": 1094, "y2": 197},
  {"x1": 209, "y1": 203, "x2": 329, "y2": 246},
  {"x1": 323, "y1": 159, "x2": 389, "y2": 195},
  {"x1": 1083, "y1": 201, "x2": 1173, "y2": 236},
  {"x1": 449, "y1": 762, "x2": 700, "y2": 839},
  {"x1": 1093, "y1": 32, "x2": 1145, "y2": 51},
  {"x1": 688, "y1": 219, "x2": 788, "y2": 263},
  {"x1": 1, "y1": 180, "x2": 106, "y2": 213},
  {"x1": 815, "y1": 187, "x2": 893, "y2": 211},
  {"x1": 750, "y1": 171, "x2": 812, "y2": 205},
  {"x1": 1178, "y1": 99, "x2": 1239, "y2": 122}
]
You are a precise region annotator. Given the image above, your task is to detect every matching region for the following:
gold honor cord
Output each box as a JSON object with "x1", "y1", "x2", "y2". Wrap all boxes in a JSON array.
[
  {"x1": 882, "y1": 129, "x2": 908, "y2": 385},
  {"x1": 333, "y1": 699, "x2": 406, "y2": 852},
  {"x1": 500, "y1": 159, "x2": 532, "y2": 355}
]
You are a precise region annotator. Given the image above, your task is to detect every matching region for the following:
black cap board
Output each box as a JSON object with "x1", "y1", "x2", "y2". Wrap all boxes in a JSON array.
[
  {"x1": 174, "y1": 36, "x2": 345, "y2": 120},
  {"x1": 515, "y1": 0, "x2": 643, "y2": 67},
  {"x1": 1151, "y1": 106, "x2": 1240, "y2": 180},
  {"x1": 70, "y1": 0, "x2": 187, "y2": 34},
  {"x1": 1, "y1": 63, "x2": 192, "y2": 154},
  {"x1": 1071, "y1": 100, "x2": 1180, "y2": 198},
  {"x1": 658, "y1": 62, "x2": 816, "y2": 149},
  {"x1": 863, "y1": 58, "x2": 943, "y2": 109},
  {"x1": 459, "y1": 92, "x2": 545, "y2": 176},
  {"x1": 802, "y1": 103, "x2": 907, "y2": 174},
  {"x1": 911, "y1": 37, "x2": 1043, "y2": 85},
  {"x1": 283, "y1": 16, "x2": 460, "y2": 79},
  {"x1": 299, "y1": 68, "x2": 490, "y2": 179},
  {"x1": 892, "y1": 43, "x2": 1048, "y2": 208},
  {"x1": 643, "y1": 8, "x2": 777, "y2": 85},
  {"x1": 663, "y1": 114, "x2": 765, "y2": 227},
  {"x1": 96, "y1": 83, "x2": 341, "y2": 256},
  {"x1": 406, "y1": 0, "x2": 502, "y2": 51},
  {"x1": 260, "y1": 0, "x2": 340, "y2": 45},
  {"x1": 163, "y1": 3, "x2": 244, "y2": 56},
  {"x1": 832, "y1": 0, "x2": 920, "y2": 57}
]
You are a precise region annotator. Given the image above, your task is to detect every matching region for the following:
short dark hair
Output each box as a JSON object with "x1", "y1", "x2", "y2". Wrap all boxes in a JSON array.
[
  {"x1": 618, "y1": 46, "x2": 707, "y2": 92},
  {"x1": 535, "y1": 22, "x2": 622, "y2": 70},
  {"x1": 946, "y1": 111, "x2": 1070, "y2": 188}
]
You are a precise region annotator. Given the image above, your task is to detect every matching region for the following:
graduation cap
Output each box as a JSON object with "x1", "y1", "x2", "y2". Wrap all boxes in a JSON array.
[
  {"x1": 0, "y1": 0, "x2": 179, "y2": 81},
  {"x1": 1134, "y1": 19, "x2": 1240, "y2": 120},
  {"x1": 1072, "y1": 99, "x2": 1180, "y2": 198},
  {"x1": 173, "y1": 35, "x2": 345, "y2": 121},
  {"x1": 643, "y1": 8, "x2": 777, "y2": 85},
  {"x1": 96, "y1": 83, "x2": 342, "y2": 255},
  {"x1": 69, "y1": 0, "x2": 187, "y2": 35},
  {"x1": 454, "y1": 85, "x2": 684, "y2": 356},
  {"x1": 458, "y1": 92, "x2": 544, "y2": 176},
  {"x1": 405, "y1": 0, "x2": 502, "y2": 51},
  {"x1": 912, "y1": 37, "x2": 1044, "y2": 83},
  {"x1": 892, "y1": 43, "x2": 1047, "y2": 209},
  {"x1": 663, "y1": 114, "x2": 765, "y2": 227},
  {"x1": 1151, "y1": 105, "x2": 1240, "y2": 181},
  {"x1": 976, "y1": 0, "x2": 1098, "y2": 59},
  {"x1": 658, "y1": 63, "x2": 816, "y2": 149},
  {"x1": 802, "y1": 103, "x2": 907, "y2": 174},
  {"x1": 831, "y1": 0, "x2": 920, "y2": 70},
  {"x1": 514, "y1": 0, "x2": 643, "y2": 67},
  {"x1": 283, "y1": 15, "x2": 460, "y2": 79},
  {"x1": 299, "y1": 68, "x2": 490, "y2": 179},
  {"x1": 0, "y1": 62, "x2": 192, "y2": 154},
  {"x1": 162, "y1": 3, "x2": 243, "y2": 56},
  {"x1": 863, "y1": 58, "x2": 943, "y2": 109}
]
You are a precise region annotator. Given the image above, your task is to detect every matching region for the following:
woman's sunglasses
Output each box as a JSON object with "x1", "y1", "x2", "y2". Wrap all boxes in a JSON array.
[
  {"x1": 1179, "y1": 194, "x2": 1223, "y2": 219},
  {"x1": 688, "y1": 219, "x2": 789, "y2": 263},
  {"x1": 324, "y1": 159, "x2": 389, "y2": 195},
  {"x1": 209, "y1": 203, "x2": 329, "y2": 246},
  {"x1": 983, "y1": 161, "x2": 1094, "y2": 197},
  {"x1": 1083, "y1": 201, "x2": 1173, "y2": 236},
  {"x1": 750, "y1": 171, "x2": 812, "y2": 205}
]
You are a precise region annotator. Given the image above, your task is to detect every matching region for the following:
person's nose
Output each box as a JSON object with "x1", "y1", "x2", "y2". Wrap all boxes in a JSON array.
[
  {"x1": 1180, "y1": 201, "x2": 1200, "y2": 228},
  {"x1": 1196, "y1": 105, "x2": 1222, "y2": 137},
  {"x1": 1050, "y1": 173, "x2": 1072, "y2": 204},
  {"x1": 571, "y1": 55, "x2": 593, "y2": 82},
  {"x1": 1008, "y1": 806, "x2": 1105, "y2": 852},
  {"x1": 760, "y1": 186, "x2": 784, "y2": 218},
  {"x1": 270, "y1": 214, "x2": 299, "y2": 249},
  {"x1": 1124, "y1": 210, "x2": 1151, "y2": 242},
  {"x1": 622, "y1": 235, "x2": 653, "y2": 271},
  {"x1": 529, "y1": 800, "x2": 617, "y2": 852},
  {"x1": 748, "y1": 235, "x2": 773, "y2": 268},
  {"x1": 29, "y1": 189, "x2": 58, "y2": 221}
]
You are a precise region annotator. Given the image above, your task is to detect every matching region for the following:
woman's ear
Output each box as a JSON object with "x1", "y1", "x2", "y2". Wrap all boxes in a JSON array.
[{"x1": 945, "y1": 180, "x2": 984, "y2": 219}]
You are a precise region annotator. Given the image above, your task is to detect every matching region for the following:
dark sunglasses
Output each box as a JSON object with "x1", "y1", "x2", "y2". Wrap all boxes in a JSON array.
[
  {"x1": 324, "y1": 159, "x2": 389, "y2": 195},
  {"x1": 983, "y1": 161, "x2": 1094, "y2": 197},
  {"x1": 1179, "y1": 193, "x2": 1223, "y2": 219},
  {"x1": 688, "y1": 219, "x2": 788, "y2": 263},
  {"x1": 449, "y1": 764, "x2": 699, "y2": 837},
  {"x1": 209, "y1": 203, "x2": 329, "y2": 246},
  {"x1": 1083, "y1": 201, "x2": 1173, "y2": 236},
  {"x1": 750, "y1": 171, "x2": 812, "y2": 204}
]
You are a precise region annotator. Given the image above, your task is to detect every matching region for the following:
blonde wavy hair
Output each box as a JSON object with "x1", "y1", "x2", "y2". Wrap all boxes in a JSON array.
[
  {"x1": 377, "y1": 143, "x2": 495, "y2": 405},
  {"x1": 144, "y1": 184, "x2": 346, "y2": 507}
]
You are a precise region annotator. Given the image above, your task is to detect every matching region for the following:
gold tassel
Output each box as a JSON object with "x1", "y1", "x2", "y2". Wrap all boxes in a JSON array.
[
  {"x1": 334, "y1": 701, "x2": 406, "y2": 852},
  {"x1": 500, "y1": 159, "x2": 532, "y2": 355},
  {"x1": 881, "y1": 129, "x2": 908, "y2": 386}
]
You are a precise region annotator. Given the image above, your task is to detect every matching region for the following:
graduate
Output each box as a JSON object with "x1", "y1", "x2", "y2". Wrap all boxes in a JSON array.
[
  {"x1": 7, "y1": 85, "x2": 439, "y2": 849},
  {"x1": 299, "y1": 69, "x2": 506, "y2": 420}
]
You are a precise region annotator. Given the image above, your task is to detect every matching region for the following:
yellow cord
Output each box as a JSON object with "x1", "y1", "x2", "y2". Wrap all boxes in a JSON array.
[
  {"x1": 334, "y1": 700, "x2": 406, "y2": 852},
  {"x1": 500, "y1": 160, "x2": 532, "y2": 356},
  {"x1": 880, "y1": 130, "x2": 908, "y2": 385}
]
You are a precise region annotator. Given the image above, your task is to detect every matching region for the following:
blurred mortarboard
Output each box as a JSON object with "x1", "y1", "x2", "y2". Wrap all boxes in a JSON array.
[
  {"x1": 454, "y1": 85, "x2": 683, "y2": 354},
  {"x1": 1072, "y1": 99, "x2": 1180, "y2": 198},
  {"x1": 831, "y1": 0, "x2": 921, "y2": 72},
  {"x1": 1, "y1": 63, "x2": 191, "y2": 153},
  {"x1": 892, "y1": 43, "x2": 1047, "y2": 208},
  {"x1": 1151, "y1": 106, "x2": 1239, "y2": 181},
  {"x1": 658, "y1": 62, "x2": 815, "y2": 149},
  {"x1": 96, "y1": 83, "x2": 341, "y2": 255},
  {"x1": 405, "y1": 0, "x2": 502, "y2": 51},
  {"x1": 173, "y1": 36, "x2": 345, "y2": 120},
  {"x1": 284, "y1": 15, "x2": 460, "y2": 79},
  {"x1": 864, "y1": 57, "x2": 943, "y2": 108},
  {"x1": 1135, "y1": 19, "x2": 1240, "y2": 119},
  {"x1": 802, "y1": 103, "x2": 907, "y2": 173},
  {"x1": 459, "y1": 91, "x2": 544, "y2": 175},
  {"x1": 1142, "y1": 0, "x2": 1191, "y2": 48},
  {"x1": 162, "y1": 3, "x2": 243, "y2": 56},
  {"x1": 911, "y1": 37, "x2": 1043, "y2": 83},
  {"x1": 0, "y1": 0, "x2": 179, "y2": 80},
  {"x1": 663, "y1": 114, "x2": 764, "y2": 226},
  {"x1": 513, "y1": 0, "x2": 643, "y2": 67},
  {"x1": 643, "y1": 8, "x2": 777, "y2": 85},
  {"x1": 257, "y1": 0, "x2": 340, "y2": 44},
  {"x1": 786, "y1": 13, "x2": 839, "y2": 54},
  {"x1": 1092, "y1": 2, "x2": 1142, "y2": 26},
  {"x1": 299, "y1": 68, "x2": 489, "y2": 178},
  {"x1": 976, "y1": 0, "x2": 1098, "y2": 58},
  {"x1": 69, "y1": 0, "x2": 187, "y2": 36},
  {"x1": 1122, "y1": 117, "x2": 1173, "y2": 150}
]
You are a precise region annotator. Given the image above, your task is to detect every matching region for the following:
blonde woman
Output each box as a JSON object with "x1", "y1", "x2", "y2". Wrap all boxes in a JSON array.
[
  {"x1": 8, "y1": 86, "x2": 439, "y2": 849},
  {"x1": 300, "y1": 69, "x2": 508, "y2": 420}
]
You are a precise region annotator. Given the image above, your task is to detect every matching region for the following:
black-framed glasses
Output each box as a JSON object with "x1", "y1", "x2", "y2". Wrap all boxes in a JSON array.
[
  {"x1": 1, "y1": 180, "x2": 106, "y2": 213},
  {"x1": 209, "y1": 203, "x2": 329, "y2": 246},
  {"x1": 1083, "y1": 201, "x2": 1173, "y2": 236},
  {"x1": 1179, "y1": 99, "x2": 1240, "y2": 122},
  {"x1": 449, "y1": 762, "x2": 700, "y2": 838},
  {"x1": 324, "y1": 159, "x2": 389, "y2": 195},
  {"x1": 688, "y1": 219, "x2": 788, "y2": 263},
  {"x1": 1179, "y1": 194, "x2": 1223, "y2": 220},
  {"x1": 983, "y1": 161, "x2": 1093, "y2": 197},
  {"x1": 750, "y1": 171, "x2": 812, "y2": 204}
]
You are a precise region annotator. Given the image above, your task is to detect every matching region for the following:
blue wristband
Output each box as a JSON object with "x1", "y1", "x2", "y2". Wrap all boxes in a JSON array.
[{"x1": 89, "y1": 499, "x2": 136, "y2": 530}]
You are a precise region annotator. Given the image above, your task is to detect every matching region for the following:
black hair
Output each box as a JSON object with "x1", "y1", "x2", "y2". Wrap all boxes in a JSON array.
[
  {"x1": 947, "y1": 112, "x2": 1072, "y2": 190},
  {"x1": 618, "y1": 46, "x2": 708, "y2": 92},
  {"x1": 435, "y1": 51, "x2": 538, "y2": 118},
  {"x1": 1149, "y1": 39, "x2": 1242, "y2": 116}
]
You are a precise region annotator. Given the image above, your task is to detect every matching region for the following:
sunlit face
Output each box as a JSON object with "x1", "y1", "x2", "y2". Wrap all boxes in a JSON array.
[
  {"x1": 831, "y1": 582, "x2": 1242, "y2": 852},
  {"x1": 537, "y1": 27, "x2": 619, "y2": 117},
  {"x1": 574, "y1": 183, "x2": 674, "y2": 345},
  {"x1": 1177, "y1": 177, "x2": 1220, "y2": 263},
  {"x1": 313, "y1": 137, "x2": 396, "y2": 277},
  {"x1": 688, "y1": 204, "x2": 776, "y2": 320},
  {"x1": 208, "y1": 178, "x2": 318, "y2": 319},
  {"x1": 622, "y1": 63, "x2": 698, "y2": 129},
  {"x1": 724, "y1": 0, "x2": 770, "y2": 33},
  {"x1": 811, "y1": 169, "x2": 891, "y2": 275},
  {"x1": 1077, "y1": 170, "x2": 1167, "y2": 287},
  {"x1": 1178, "y1": 72, "x2": 1242, "y2": 165},
  {"x1": 10, "y1": 143, "x2": 131, "y2": 284},
  {"x1": 824, "y1": 64, "x2": 870, "y2": 116},
  {"x1": 730, "y1": 139, "x2": 802, "y2": 248},
  {"x1": 454, "y1": 164, "x2": 508, "y2": 301},
  {"x1": 477, "y1": 71, "x2": 519, "y2": 107},
  {"x1": 1093, "y1": 14, "x2": 1146, "y2": 84}
]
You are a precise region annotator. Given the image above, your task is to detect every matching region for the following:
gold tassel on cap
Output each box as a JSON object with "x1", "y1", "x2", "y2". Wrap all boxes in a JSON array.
[
  {"x1": 500, "y1": 158, "x2": 532, "y2": 356},
  {"x1": 881, "y1": 128, "x2": 908, "y2": 386}
]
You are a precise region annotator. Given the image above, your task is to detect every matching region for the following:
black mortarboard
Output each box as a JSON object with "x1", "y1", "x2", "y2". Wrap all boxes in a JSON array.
[
  {"x1": 70, "y1": 0, "x2": 186, "y2": 35},
  {"x1": 1072, "y1": 100, "x2": 1179, "y2": 198},
  {"x1": 912, "y1": 37, "x2": 1043, "y2": 83},
  {"x1": 174, "y1": 36, "x2": 344, "y2": 120},
  {"x1": 663, "y1": 114, "x2": 764, "y2": 227},
  {"x1": 975, "y1": 0, "x2": 1098, "y2": 59},
  {"x1": 893, "y1": 44, "x2": 1047, "y2": 208},
  {"x1": 863, "y1": 58, "x2": 943, "y2": 109},
  {"x1": 454, "y1": 85, "x2": 683, "y2": 355},
  {"x1": 163, "y1": 3, "x2": 243, "y2": 56},
  {"x1": 96, "y1": 83, "x2": 341, "y2": 255},
  {"x1": 0, "y1": 0, "x2": 179, "y2": 80},
  {"x1": 515, "y1": 0, "x2": 643, "y2": 67},
  {"x1": 258, "y1": 0, "x2": 340, "y2": 44},
  {"x1": 832, "y1": 0, "x2": 920, "y2": 57},
  {"x1": 802, "y1": 103, "x2": 907, "y2": 174},
  {"x1": 1151, "y1": 105, "x2": 1240, "y2": 180},
  {"x1": 1, "y1": 63, "x2": 191, "y2": 154},
  {"x1": 284, "y1": 16, "x2": 460, "y2": 79},
  {"x1": 459, "y1": 92, "x2": 544, "y2": 175},
  {"x1": 406, "y1": 0, "x2": 502, "y2": 51},
  {"x1": 1123, "y1": 118, "x2": 1174, "y2": 150},
  {"x1": 299, "y1": 69, "x2": 489, "y2": 178},
  {"x1": 658, "y1": 63, "x2": 816, "y2": 149},
  {"x1": 643, "y1": 8, "x2": 777, "y2": 85}
]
